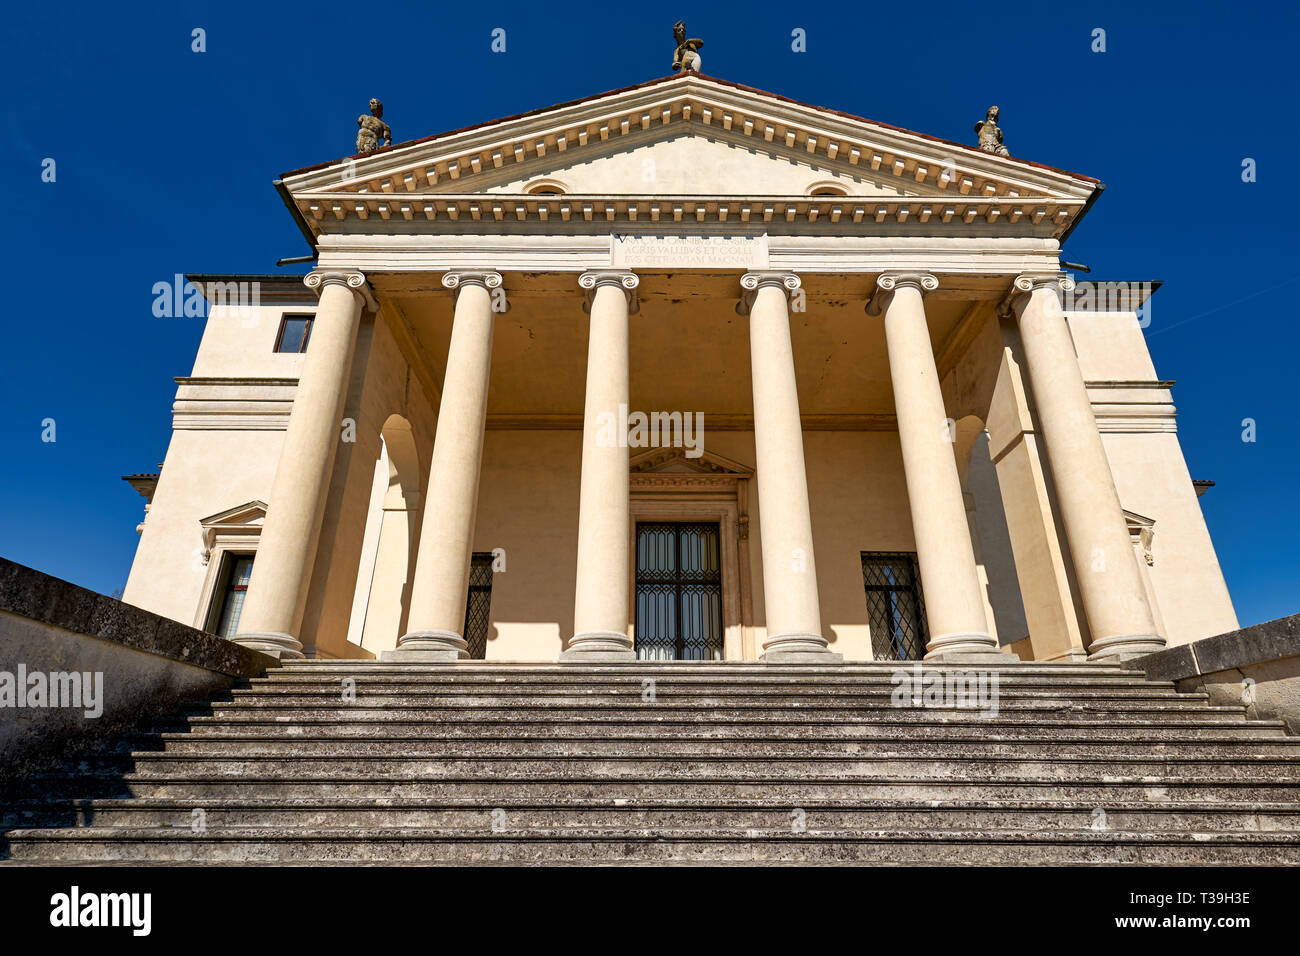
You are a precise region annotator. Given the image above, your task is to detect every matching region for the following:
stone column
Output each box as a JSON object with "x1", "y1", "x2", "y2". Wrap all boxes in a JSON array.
[
  {"x1": 869, "y1": 274, "x2": 1004, "y2": 661},
  {"x1": 562, "y1": 271, "x2": 639, "y2": 662},
  {"x1": 388, "y1": 271, "x2": 503, "y2": 661},
  {"x1": 1008, "y1": 273, "x2": 1164, "y2": 661},
  {"x1": 234, "y1": 270, "x2": 369, "y2": 659},
  {"x1": 740, "y1": 272, "x2": 840, "y2": 663}
]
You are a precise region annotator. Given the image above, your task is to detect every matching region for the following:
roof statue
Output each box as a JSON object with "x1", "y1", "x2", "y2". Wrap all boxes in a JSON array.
[
  {"x1": 672, "y1": 20, "x2": 703, "y2": 74},
  {"x1": 356, "y1": 98, "x2": 392, "y2": 154},
  {"x1": 974, "y1": 105, "x2": 1009, "y2": 156}
]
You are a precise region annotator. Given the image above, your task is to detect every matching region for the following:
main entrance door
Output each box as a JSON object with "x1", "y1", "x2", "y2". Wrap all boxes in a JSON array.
[{"x1": 634, "y1": 522, "x2": 724, "y2": 661}]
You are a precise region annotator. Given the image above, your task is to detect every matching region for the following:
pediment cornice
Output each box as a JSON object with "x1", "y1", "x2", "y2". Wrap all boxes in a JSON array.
[
  {"x1": 198, "y1": 500, "x2": 267, "y2": 566},
  {"x1": 280, "y1": 74, "x2": 1097, "y2": 240},
  {"x1": 630, "y1": 447, "x2": 753, "y2": 476}
]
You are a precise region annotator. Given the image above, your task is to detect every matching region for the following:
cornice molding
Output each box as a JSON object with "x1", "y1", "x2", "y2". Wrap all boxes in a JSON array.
[
  {"x1": 483, "y1": 412, "x2": 897, "y2": 431},
  {"x1": 295, "y1": 193, "x2": 1082, "y2": 233}
]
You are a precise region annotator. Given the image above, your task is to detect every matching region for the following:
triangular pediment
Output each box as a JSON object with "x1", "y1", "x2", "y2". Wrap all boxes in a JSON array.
[
  {"x1": 476, "y1": 127, "x2": 934, "y2": 198},
  {"x1": 200, "y1": 500, "x2": 267, "y2": 530},
  {"x1": 630, "y1": 447, "x2": 753, "y2": 476},
  {"x1": 281, "y1": 73, "x2": 1097, "y2": 238},
  {"x1": 198, "y1": 500, "x2": 267, "y2": 566}
]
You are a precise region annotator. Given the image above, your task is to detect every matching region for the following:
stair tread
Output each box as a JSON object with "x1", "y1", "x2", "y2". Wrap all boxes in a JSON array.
[
  {"x1": 6, "y1": 661, "x2": 1297, "y2": 864},
  {"x1": 9, "y1": 825, "x2": 1300, "y2": 845}
]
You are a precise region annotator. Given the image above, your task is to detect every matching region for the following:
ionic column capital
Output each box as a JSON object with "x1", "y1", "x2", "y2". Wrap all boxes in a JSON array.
[
  {"x1": 441, "y1": 270, "x2": 504, "y2": 291},
  {"x1": 737, "y1": 271, "x2": 800, "y2": 315},
  {"x1": 865, "y1": 272, "x2": 939, "y2": 315},
  {"x1": 442, "y1": 270, "x2": 507, "y2": 314},
  {"x1": 999, "y1": 271, "x2": 1076, "y2": 317},
  {"x1": 578, "y1": 270, "x2": 640, "y2": 314},
  {"x1": 305, "y1": 270, "x2": 376, "y2": 310}
]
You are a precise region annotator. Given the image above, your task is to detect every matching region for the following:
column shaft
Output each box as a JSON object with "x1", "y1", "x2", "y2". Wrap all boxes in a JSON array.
[
  {"x1": 390, "y1": 271, "x2": 501, "y2": 661},
  {"x1": 876, "y1": 275, "x2": 1002, "y2": 660},
  {"x1": 742, "y1": 273, "x2": 840, "y2": 663},
  {"x1": 234, "y1": 271, "x2": 367, "y2": 659},
  {"x1": 1012, "y1": 275, "x2": 1163, "y2": 661},
  {"x1": 563, "y1": 272, "x2": 637, "y2": 661}
]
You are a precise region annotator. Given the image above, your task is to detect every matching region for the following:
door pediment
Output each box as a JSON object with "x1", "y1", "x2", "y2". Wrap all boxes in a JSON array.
[
  {"x1": 630, "y1": 447, "x2": 753, "y2": 476},
  {"x1": 630, "y1": 447, "x2": 753, "y2": 495}
]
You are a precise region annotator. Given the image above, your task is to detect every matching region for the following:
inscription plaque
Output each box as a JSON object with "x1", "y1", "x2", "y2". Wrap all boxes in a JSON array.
[{"x1": 611, "y1": 234, "x2": 769, "y2": 269}]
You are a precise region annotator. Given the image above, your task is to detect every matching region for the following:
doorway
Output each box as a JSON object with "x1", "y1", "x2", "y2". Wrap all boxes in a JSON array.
[{"x1": 634, "y1": 522, "x2": 724, "y2": 661}]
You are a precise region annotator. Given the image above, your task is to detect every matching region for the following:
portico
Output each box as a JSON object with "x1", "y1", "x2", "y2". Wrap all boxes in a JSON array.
[{"x1": 122, "y1": 72, "x2": 1239, "y2": 666}]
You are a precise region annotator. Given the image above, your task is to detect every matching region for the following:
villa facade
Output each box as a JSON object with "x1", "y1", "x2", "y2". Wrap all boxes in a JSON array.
[{"x1": 120, "y1": 73, "x2": 1238, "y2": 666}]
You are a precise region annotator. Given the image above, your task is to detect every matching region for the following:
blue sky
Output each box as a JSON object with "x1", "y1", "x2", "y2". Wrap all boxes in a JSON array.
[{"x1": 1, "y1": 1, "x2": 1296, "y2": 627}]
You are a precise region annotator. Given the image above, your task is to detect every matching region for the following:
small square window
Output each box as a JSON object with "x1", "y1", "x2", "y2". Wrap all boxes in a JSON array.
[{"x1": 275, "y1": 314, "x2": 314, "y2": 353}]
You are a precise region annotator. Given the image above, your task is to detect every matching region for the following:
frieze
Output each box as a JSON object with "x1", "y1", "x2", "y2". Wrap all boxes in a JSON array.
[{"x1": 611, "y1": 234, "x2": 768, "y2": 269}]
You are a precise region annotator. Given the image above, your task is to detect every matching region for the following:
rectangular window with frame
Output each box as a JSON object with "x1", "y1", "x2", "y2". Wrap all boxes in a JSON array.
[
  {"x1": 861, "y1": 551, "x2": 928, "y2": 661},
  {"x1": 635, "y1": 522, "x2": 724, "y2": 662},
  {"x1": 207, "y1": 553, "x2": 255, "y2": 638},
  {"x1": 274, "y1": 313, "x2": 314, "y2": 353},
  {"x1": 462, "y1": 552, "x2": 495, "y2": 660}
]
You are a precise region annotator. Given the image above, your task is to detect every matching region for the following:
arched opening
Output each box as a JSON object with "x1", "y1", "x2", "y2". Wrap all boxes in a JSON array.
[
  {"x1": 806, "y1": 180, "x2": 848, "y2": 197},
  {"x1": 524, "y1": 178, "x2": 569, "y2": 195},
  {"x1": 346, "y1": 414, "x2": 422, "y2": 654}
]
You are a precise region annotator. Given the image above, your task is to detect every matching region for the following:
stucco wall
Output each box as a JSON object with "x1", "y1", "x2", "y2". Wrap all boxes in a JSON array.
[
  {"x1": 122, "y1": 427, "x2": 284, "y2": 626},
  {"x1": 1067, "y1": 307, "x2": 1238, "y2": 645},
  {"x1": 467, "y1": 427, "x2": 934, "y2": 662}
]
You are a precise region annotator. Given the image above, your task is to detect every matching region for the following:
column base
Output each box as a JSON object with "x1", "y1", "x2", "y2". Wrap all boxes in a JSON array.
[
  {"x1": 762, "y1": 633, "x2": 844, "y2": 664},
  {"x1": 384, "y1": 629, "x2": 469, "y2": 662},
  {"x1": 559, "y1": 630, "x2": 636, "y2": 662},
  {"x1": 231, "y1": 631, "x2": 304, "y2": 661},
  {"x1": 1086, "y1": 632, "x2": 1166, "y2": 663},
  {"x1": 923, "y1": 631, "x2": 1018, "y2": 663}
]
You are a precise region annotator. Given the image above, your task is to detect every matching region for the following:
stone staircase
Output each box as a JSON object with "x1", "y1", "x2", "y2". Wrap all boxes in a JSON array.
[{"x1": 4, "y1": 660, "x2": 1300, "y2": 864}]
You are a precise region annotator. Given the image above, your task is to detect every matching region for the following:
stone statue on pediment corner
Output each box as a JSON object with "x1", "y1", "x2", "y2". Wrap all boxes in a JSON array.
[
  {"x1": 975, "y1": 105, "x2": 1009, "y2": 157},
  {"x1": 357, "y1": 98, "x2": 392, "y2": 155},
  {"x1": 672, "y1": 20, "x2": 703, "y2": 74}
]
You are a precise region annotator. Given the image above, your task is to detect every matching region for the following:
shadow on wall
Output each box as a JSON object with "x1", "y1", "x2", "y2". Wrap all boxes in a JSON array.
[{"x1": 0, "y1": 557, "x2": 272, "y2": 786}]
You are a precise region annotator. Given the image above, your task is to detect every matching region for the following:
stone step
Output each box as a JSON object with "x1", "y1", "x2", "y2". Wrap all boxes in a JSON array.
[
  {"x1": 13, "y1": 775, "x2": 1298, "y2": 803},
  {"x1": 6, "y1": 798, "x2": 1298, "y2": 833},
  {"x1": 6, "y1": 825, "x2": 1300, "y2": 864},
  {"x1": 140, "y1": 735, "x2": 1300, "y2": 759},
  {"x1": 173, "y1": 704, "x2": 1259, "y2": 724},
  {"x1": 7, "y1": 656, "x2": 1294, "y2": 865},
  {"x1": 248, "y1": 673, "x2": 1168, "y2": 689},
  {"x1": 38, "y1": 752, "x2": 1300, "y2": 781},
  {"x1": 277, "y1": 661, "x2": 1133, "y2": 676},
  {"x1": 218, "y1": 687, "x2": 1200, "y2": 704},
  {"x1": 169, "y1": 720, "x2": 1290, "y2": 740},
  {"x1": 189, "y1": 700, "x2": 1241, "y2": 720}
]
